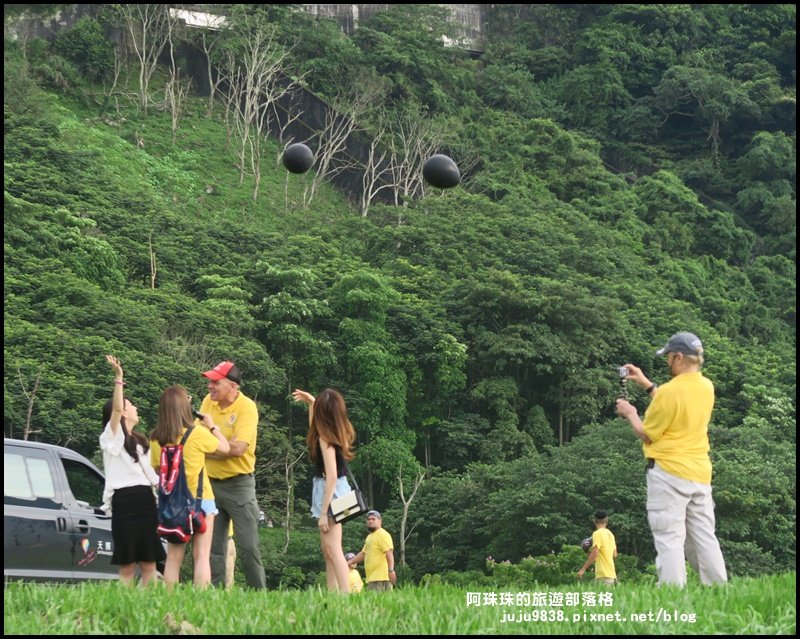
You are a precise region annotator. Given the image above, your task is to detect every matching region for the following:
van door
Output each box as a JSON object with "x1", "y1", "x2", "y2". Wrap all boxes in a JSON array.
[
  {"x1": 4, "y1": 445, "x2": 74, "y2": 581},
  {"x1": 59, "y1": 455, "x2": 116, "y2": 579}
]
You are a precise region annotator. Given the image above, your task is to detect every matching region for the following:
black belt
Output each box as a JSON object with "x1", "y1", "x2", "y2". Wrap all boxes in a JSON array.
[{"x1": 211, "y1": 473, "x2": 253, "y2": 482}]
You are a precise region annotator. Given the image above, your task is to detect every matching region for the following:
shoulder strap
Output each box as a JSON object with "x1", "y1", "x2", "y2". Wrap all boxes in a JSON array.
[
  {"x1": 345, "y1": 465, "x2": 360, "y2": 492},
  {"x1": 179, "y1": 426, "x2": 204, "y2": 500},
  {"x1": 179, "y1": 426, "x2": 194, "y2": 446}
]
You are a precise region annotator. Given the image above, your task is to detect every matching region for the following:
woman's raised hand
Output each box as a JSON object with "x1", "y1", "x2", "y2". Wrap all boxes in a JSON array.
[
  {"x1": 105, "y1": 354, "x2": 123, "y2": 378},
  {"x1": 291, "y1": 389, "x2": 315, "y2": 405}
]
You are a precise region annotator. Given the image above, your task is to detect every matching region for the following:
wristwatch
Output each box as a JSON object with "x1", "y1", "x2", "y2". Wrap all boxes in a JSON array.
[{"x1": 388, "y1": 568, "x2": 395, "y2": 573}]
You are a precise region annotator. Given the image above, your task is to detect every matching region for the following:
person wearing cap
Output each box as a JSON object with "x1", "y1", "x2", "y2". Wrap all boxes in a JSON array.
[
  {"x1": 345, "y1": 552, "x2": 364, "y2": 593},
  {"x1": 616, "y1": 332, "x2": 728, "y2": 587},
  {"x1": 347, "y1": 511, "x2": 396, "y2": 591},
  {"x1": 577, "y1": 510, "x2": 617, "y2": 585},
  {"x1": 199, "y1": 361, "x2": 266, "y2": 589}
]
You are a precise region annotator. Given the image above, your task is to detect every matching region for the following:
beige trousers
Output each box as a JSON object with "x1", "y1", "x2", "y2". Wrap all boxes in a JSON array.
[{"x1": 646, "y1": 463, "x2": 728, "y2": 587}]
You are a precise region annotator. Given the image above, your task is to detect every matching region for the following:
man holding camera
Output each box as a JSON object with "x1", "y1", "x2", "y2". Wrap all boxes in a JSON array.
[{"x1": 616, "y1": 332, "x2": 727, "y2": 588}]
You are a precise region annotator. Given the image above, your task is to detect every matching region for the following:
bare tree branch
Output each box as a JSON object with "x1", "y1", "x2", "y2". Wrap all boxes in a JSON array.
[
  {"x1": 17, "y1": 366, "x2": 42, "y2": 441},
  {"x1": 282, "y1": 450, "x2": 305, "y2": 553},
  {"x1": 304, "y1": 76, "x2": 386, "y2": 207},
  {"x1": 148, "y1": 230, "x2": 157, "y2": 289},
  {"x1": 397, "y1": 466, "x2": 426, "y2": 566},
  {"x1": 220, "y1": 14, "x2": 296, "y2": 199},
  {"x1": 116, "y1": 4, "x2": 173, "y2": 116}
]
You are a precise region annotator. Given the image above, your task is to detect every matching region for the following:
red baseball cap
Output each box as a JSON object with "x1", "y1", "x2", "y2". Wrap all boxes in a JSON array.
[{"x1": 201, "y1": 361, "x2": 241, "y2": 384}]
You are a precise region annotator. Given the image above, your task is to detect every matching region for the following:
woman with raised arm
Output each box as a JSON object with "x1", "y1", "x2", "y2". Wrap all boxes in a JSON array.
[
  {"x1": 292, "y1": 388, "x2": 356, "y2": 592},
  {"x1": 100, "y1": 355, "x2": 165, "y2": 585}
]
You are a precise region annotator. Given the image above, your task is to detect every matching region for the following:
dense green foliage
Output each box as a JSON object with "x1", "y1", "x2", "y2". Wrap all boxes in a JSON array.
[{"x1": 3, "y1": 3, "x2": 795, "y2": 585}]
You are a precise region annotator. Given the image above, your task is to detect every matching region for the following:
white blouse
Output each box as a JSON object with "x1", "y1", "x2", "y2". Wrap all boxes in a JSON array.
[{"x1": 99, "y1": 422, "x2": 158, "y2": 515}]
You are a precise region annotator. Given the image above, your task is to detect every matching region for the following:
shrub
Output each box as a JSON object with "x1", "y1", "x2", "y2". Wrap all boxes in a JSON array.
[{"x1": 53, "y1": 17, "x2": 114, "y2": 81}]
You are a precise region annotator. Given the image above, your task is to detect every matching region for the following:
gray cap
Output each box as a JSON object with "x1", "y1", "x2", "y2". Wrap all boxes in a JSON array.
[
  {"x1": 656, "y1": 332, "x2": 704, "y2": 356},
  {"x1": 366, "y1": 510, "x2": 381, "y2": 519}
]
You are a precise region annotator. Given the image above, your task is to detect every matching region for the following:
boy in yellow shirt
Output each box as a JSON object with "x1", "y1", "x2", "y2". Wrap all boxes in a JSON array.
[{"x1": 577, "y1": 510, "x2": 617, "y2": 585}]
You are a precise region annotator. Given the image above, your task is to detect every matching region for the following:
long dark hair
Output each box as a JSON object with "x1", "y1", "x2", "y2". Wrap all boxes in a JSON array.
[
  {"x1": 307, "y1": 388, "x2": 356, "y2": 463},
  {"x1": 102, "y1": 398, "x2": 149, "y2": 462}
]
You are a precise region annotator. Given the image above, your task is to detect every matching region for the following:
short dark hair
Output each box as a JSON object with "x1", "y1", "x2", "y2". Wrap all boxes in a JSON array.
[{"x1": 594, "y1": 510, "x2": 608, "y2": 521}]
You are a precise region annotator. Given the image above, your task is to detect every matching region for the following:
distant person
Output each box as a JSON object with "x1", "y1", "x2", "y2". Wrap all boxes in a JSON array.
[
  {"x1": 616, "y1": 332, "x2": 728, "y2": 587},
  {"x1": 150, "y1": 385, "x2": 229, "y2": 588},
  {"x1": 345, "y1": 552, "x2": 364, "y2": 593},
  {"x1": 292, "y1": 387, "x2": 356, "y2": 593},
  {"x1": 99, "y1": 355, "x2": 165, "y2": 585},
  {"x1": 199, "y1": 361, "x2": 266, "y2": 589},
  {"x1": 577, "y1": 510, "x2": 617, "y2": 585},
  {"x1": 347, "y1": 510, "x2": 396, "y2": 591}
]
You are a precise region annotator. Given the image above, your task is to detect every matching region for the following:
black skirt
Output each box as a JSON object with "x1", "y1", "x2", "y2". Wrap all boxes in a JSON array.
[{"x1": 111, "y1": 485, "x2": 166, "y2": 565}]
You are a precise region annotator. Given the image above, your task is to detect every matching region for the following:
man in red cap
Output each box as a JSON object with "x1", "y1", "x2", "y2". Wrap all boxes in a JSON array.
[{"x1": 198, "y1": 361, "x2": 266, "y2": 589}]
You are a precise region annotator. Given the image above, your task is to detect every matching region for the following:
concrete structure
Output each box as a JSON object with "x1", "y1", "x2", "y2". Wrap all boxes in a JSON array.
[{"x1": 301, "y1": 4, "x2": 486, "y2": 52}]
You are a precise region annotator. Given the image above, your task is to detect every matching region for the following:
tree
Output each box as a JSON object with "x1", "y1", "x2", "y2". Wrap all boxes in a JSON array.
[
  {"x1": 652, "y1": 65, "x2": 758, "y2": 157},
  {"x1": 219, "y1": 9, "x2": 295, "y2": 199},
  {"x1": 16, "y1": 365, "x2": 42, "y2": 441},
  {"x1": 359, "y1": 114, "x2": 394, "y2": 218},
  {"x1": 115, "y1": 4, "x2": 174, "y2": 115},
  {"x1": 163, "y1": 16, "x2": 191, "y2": 144},
  {"x1": 385, "y1": 106, "x2": 447, "y2": 211},
  {"x1": 187, "y1": 21, "x2": 226, "y2": 116},
  {"x1": 252, "y1": 264, "x2": 336, "y2": 436},
  {"x1": 304, "y1": 73, "x2": 386, "y2": 207}
]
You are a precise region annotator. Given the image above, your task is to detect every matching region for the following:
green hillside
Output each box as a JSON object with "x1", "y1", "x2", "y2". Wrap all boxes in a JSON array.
[{"x1": 3, "y1": 4, "x2": 795, "y2": 585}]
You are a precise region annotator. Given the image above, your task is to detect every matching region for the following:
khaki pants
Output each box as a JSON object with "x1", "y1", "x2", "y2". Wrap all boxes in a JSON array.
[
  {"x1": 595, "y1": 577, "x2": 616, "y2": 586},
  {"x1": 209, "y1": 475, "x2": 266, "y2": 589},
  {"x1": 647, "y1": 464, "x2": 727, "y2": 587},
  {"x1": 366, "y1": 581, "x2": 393, "y2": 592}
]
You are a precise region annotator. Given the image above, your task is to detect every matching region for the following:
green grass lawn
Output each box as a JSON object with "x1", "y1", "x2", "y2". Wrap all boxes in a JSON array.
[{"x1": 3, "y1": 572, "x2": 795, "y2": 634}]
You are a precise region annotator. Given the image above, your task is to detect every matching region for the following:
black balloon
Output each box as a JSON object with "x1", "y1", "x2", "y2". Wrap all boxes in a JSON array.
[
  {"x1": 283, "y1": 143, "x2": 314, "y2": 174},
  {"x1": 422, "y1": 154, "x2": 461, "y2": 189}
]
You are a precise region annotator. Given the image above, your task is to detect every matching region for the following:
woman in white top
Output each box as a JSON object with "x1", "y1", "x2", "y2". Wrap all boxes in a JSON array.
[{"x1": 100, "y1": 355, "x2": 165, "y2": 585}]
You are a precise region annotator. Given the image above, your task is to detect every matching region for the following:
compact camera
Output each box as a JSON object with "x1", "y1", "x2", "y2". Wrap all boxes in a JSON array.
[{"x1": 617, "y1": 366, "x2": 630, "y2": 400}]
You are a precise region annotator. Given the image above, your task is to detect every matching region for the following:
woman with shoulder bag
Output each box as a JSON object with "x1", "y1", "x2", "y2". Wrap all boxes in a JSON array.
[{"x1": 292, "y1": 388, "x2": 356, "y2": 592}]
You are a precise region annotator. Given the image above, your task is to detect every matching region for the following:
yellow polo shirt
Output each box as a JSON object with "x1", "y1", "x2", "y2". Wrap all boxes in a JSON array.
[
  {"x1": 200, "y1": 391, "x2": 259, "y2": 480},
  {"x1": 642, "y1": 372, "x2": 714, "y2": 484}
]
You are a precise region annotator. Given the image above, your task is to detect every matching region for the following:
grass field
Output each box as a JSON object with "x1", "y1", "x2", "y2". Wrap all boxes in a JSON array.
[{"x1": 3, "y1": 572, "x2": 795, "y2": 634}]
